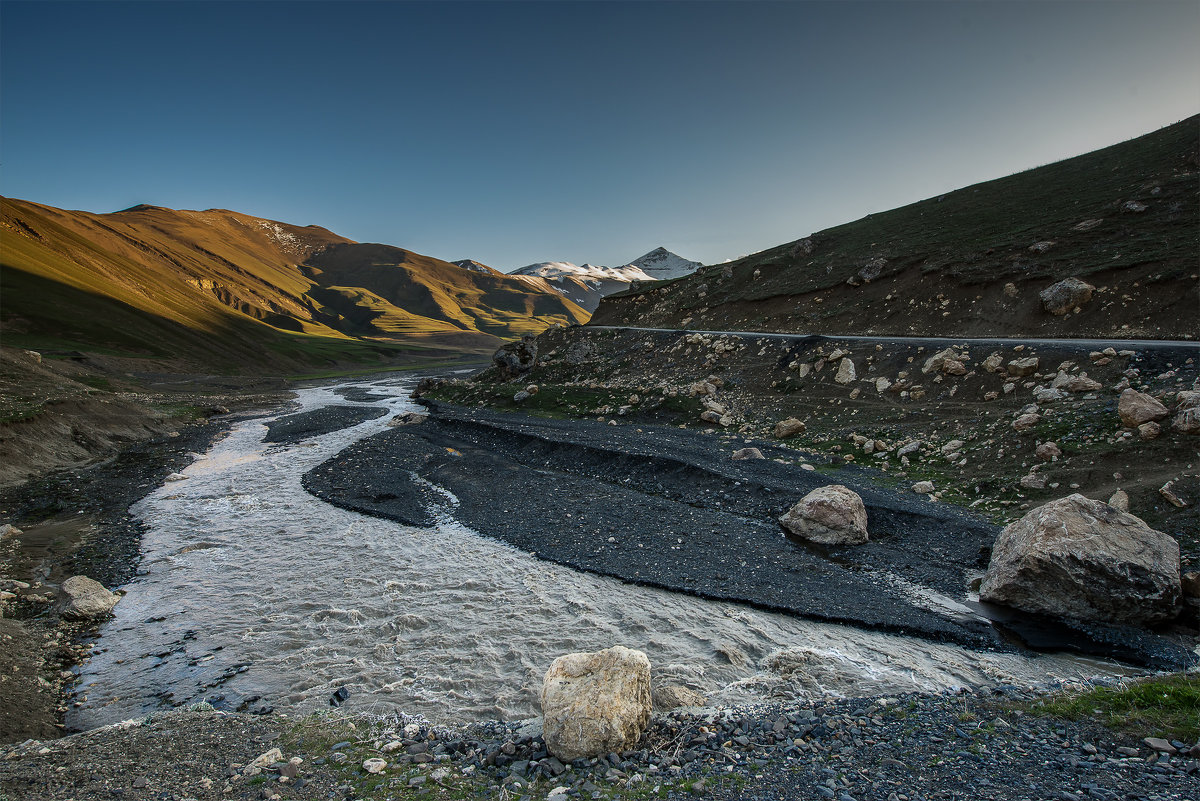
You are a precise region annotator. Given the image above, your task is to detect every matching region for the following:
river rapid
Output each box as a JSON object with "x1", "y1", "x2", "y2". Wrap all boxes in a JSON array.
[{"x1": 68, "y1": 376, "x2": 1137, "y2": 731}]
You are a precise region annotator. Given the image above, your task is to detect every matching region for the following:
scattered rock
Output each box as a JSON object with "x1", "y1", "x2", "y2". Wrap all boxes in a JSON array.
[
  {"x1": 1035, "y1": 442, "x2": 1061, "y2": 461},
  {"x1": 773, "y1": 418, "x2": 806, "y2": 439},
  {"x1": 1107, "y1": 489, "x2": 1130, "y2": 512},
  {"x1": 540, "y1": 645, "x2": 652, "y2": 762},
  {"x1": 911, "y1": 481, "x2": 935, "y2": 494},
  {"x1": 513, "y1": 390, "x2": 532, "y2": 403},
  {"x1": 0, "y1": 523, "x2": 22, "y2": 540},
  {"x1": 779, "y1": 485, "x2": 869, "y2": 546},
  {"x1": 1122, "y1": 200, "x2": 1148, "y2": 213},
  {"x1": 1172, "y1": 391, "x2": 1200, "y2": 434},
  {"x1": 1181, "y1": 572, "x2": 1200, "y2": 598},
  {"x1": 55, "y1": 575, "x2": 119, "y2": 620},
  {"x1": 979, "y1": 494, "x2": 1182, "y2": 626},
  {"x1": 362, "y1": 758, "x2": 387, "y2": 774},
  {"x1": 833, "y1": 358, "x2": 856, "y2": 385},
  {"x1": 732, "y1": 447, "x2": 764, "y2": 460},
  {"x1": 1011, "y1": 413, "x2": 1041, "y2": 432},
  {"x1": 164, "y1": 472, "x2": 188, "y2": 482},
  {"x1": 1117, "y1": 389, "x2": 1169, "y2": 428},
  {"x1": 1019, "y1": 473, "x2": 1046, "y2": 490},
  {"x1": 1051, "y1": 372, "x2": 1102, "y2": 392},
  {"x1": 1072, "y1": 218, "x2": 1103, "y2": 231},
  {"x1": 1028, "y1": 241, "x2": 1055, "y2": 253},
  {"x1": 1159, "y1": 478, "x2": 1194, "y2": 508},
  {"x1": 1137, "y1": 421, "x2": 1161, "y2": 440},
  {"x1": 1007, "y1": 357, "x2": 1039, "y2": 377},
  {"x1": 1039, "y1": 277, "x2": 1094, "y2": 316}
]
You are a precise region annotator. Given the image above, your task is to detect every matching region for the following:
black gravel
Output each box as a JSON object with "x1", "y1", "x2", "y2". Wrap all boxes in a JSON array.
[
  {"x1": 305, "y1": 402, "x2": 1004, "y2": 648},
  {"x1": 263, "y1": 405, "x2": 388, "y2": 444}
]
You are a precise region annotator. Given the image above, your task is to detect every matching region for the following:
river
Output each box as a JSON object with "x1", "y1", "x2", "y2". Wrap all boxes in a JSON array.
[{"x1": 67, "y1": 375, "x2": 1137, "y2": 730}]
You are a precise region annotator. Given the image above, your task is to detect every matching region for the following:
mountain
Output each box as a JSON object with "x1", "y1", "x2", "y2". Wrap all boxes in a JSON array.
[
  {"x1": 510, "y1": 261, "x2": 654, "y2": 312},
  {"x1": 619, "y1": 247, "x2": 702, "y2": 281},
  {"x1": 0, "y1": 198, "x2": 588, "y2": 371},
  {"x1": 592, "y1": 115, "x2": 1199, "y2": 340},
  {"x1": 508, "y1": 251, "x2": 701, "y2": 312}
]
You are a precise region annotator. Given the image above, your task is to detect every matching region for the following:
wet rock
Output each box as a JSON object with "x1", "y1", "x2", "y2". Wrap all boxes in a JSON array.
[
  {"x1": 773, "y1": 418, "x2": 806, "y2": 439},
  {"x1": 1117, "y1": 389, "x2": 1169, "y2": 428},
  {"x1": 540, "y1": 645, "x2": 652, "y2": 762},
  {"x1": 329, "y1": 686, "x2": 350, "y2": 707},
  {"x1": 732, "y1": 448, "x2": 764, "y2": 460},
  {"x1": 55, "y1": 575, "x2": 118, "y2": 620},
  {"x1": 165, "y1": 473, "x2": 188, "y2": 482},
  {"x1": 979, "y1": 494, "x2": 1182, "y2": 626},
  {"x1": 1007, "y1": 357, "x2": 1039, "y2": 377},
  {"x1": 779, "y1": 485, "x2": 868, "y2": 546},
  {"x1": 1039, "y1": 277, "x2": 1095, "y2": 316},
  {"x1": 1028, "y1": 241, "x2": 1055, "y2": 253},
  {"x1": 1122, "y1": 200, "x2": 1148, "y2": 213},
  {"x1": 652, "y1": 685, "x2": 706, "y2": 710},
  {"x1": 493, "y1": 334, "x2": 538, "y2": 380},
  {"x1": 388, "y1": 411, "x2": 428, "y2": 427}
]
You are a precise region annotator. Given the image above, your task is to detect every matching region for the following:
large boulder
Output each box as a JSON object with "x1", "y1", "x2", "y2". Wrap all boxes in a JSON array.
[
  {"x1": 1039, "y1": 277, "x2": 1095, "y2": 315},
  {"x1": 779, "y1": 485, "x2": 868, "y2": 546},
  {"x1": 492, "y1": 334, "x2": 538, "y2": 380},
  {"x1": 1117, "y1": 388, "x2": 1169, "y2": 428},
  {"x1": 979, "y1": 494, "x2": 1181, "y2": 626},
  {"x1": 56, "y1": 575, "x2": 119, "y2": 620},
  {"x1": 540, "y1": 645, "x2": 652, "y2": 762}
]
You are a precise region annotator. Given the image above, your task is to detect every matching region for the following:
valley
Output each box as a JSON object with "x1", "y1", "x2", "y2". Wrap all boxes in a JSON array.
[{"x1": 1, "y1": 116, "x2": 1197, "y2": 801}]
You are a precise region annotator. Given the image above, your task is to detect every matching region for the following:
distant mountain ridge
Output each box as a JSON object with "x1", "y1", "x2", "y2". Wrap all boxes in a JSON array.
[
  {"x1": 0, "y1": 198, "x2": 588, "y2": 370},
  {"x1": 507, "y1": 248, "x2": 701, "y2": 312}
]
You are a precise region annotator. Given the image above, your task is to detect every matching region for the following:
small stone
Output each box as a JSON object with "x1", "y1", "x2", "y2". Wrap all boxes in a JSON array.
[
  {"x1": 1107, "y1": 490, "x2": 1130, "y2": 512},
  {"x1": 911, "y1": 481, "x2": 935, "y2": 494},
  {"x1": 732, "y1": 447, "x2": 764, "y2": 460},
  {"x1": 1143, "y1": 737, "x2": 1177, "y2": 755},
  {"x1": 362, "y1": 758, "x2": 387, "y2": 774},
  {"x1": 1137, "y1": 421, "x2": 1161, "y2": 440},
  {"x1": 774, "y1": 418, "x2": 806, "y2": 439},
  {"x1": 1035, "y1": 442, "x2": 1061, "y2": 461}
]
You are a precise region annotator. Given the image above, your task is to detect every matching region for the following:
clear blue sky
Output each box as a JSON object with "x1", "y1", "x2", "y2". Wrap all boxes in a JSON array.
[{"x1": 2, "y1": 1, "x2": 1196, "y2": 271}]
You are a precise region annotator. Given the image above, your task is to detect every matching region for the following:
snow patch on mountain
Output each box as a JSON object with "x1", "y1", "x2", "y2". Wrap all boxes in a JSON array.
[
  {"x1": 512, "y1": 261, "x2": 652, "y2": 284},
  {"x1": 619, "y1": 247, "x2": 703, "y2": 281}
]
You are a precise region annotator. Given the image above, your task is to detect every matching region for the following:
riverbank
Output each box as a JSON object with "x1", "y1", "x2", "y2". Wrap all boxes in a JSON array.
[
  {"x1": 304, "y1": 400, "x2": 1198, "y2": 669},
  {"x1": 2, "y1": 677, "x2": 1197, "y2": 801}
]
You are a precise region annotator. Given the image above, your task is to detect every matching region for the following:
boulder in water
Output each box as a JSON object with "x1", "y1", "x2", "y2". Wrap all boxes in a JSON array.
[{"x1": 540, "y1": 645, "x2": 651, "y2": 762}]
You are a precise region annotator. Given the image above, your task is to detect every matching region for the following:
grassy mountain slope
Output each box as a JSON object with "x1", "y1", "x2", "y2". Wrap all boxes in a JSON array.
[
  {"x1": 593, "y1": 116, "x2": 1199, "y2": 339},
  {"x1": 1, "y1": 198, "x2": 587, "y2": 371}
]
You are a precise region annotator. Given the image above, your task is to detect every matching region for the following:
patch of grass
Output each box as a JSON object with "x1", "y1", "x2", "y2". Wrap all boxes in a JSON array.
[{"x1": 1022, "y1": 674, "x2": 1200, "y2": 742}]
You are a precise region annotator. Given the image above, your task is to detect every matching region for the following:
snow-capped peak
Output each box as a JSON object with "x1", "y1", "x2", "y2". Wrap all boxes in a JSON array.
[
  {"x1": 618, "y1": 247, "x2": 702, "y2": 281},
  {"x1": 511, "y1": 261, "x2": 652, "y2": 283}
]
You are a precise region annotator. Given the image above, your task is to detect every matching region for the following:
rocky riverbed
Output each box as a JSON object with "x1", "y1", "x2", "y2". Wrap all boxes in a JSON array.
[{"x1": 2, "y1": 679, "x2": 1197, "y2": 801}]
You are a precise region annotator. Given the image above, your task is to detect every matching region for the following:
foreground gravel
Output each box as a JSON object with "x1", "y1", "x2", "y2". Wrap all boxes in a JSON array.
[{"x1": 2, "y1": 682, "x2": 1197, "y2": 801}]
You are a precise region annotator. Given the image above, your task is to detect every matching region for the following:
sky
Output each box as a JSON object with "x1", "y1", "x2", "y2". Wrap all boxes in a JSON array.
[{"x1": 2, "y1": 1, "x2": 1197, "y2": 272}]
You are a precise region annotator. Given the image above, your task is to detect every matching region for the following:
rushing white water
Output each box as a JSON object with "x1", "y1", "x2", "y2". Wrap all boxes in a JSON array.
[{"x1": 68, "y1": 376, "x2": 1137, "y2": 730}]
